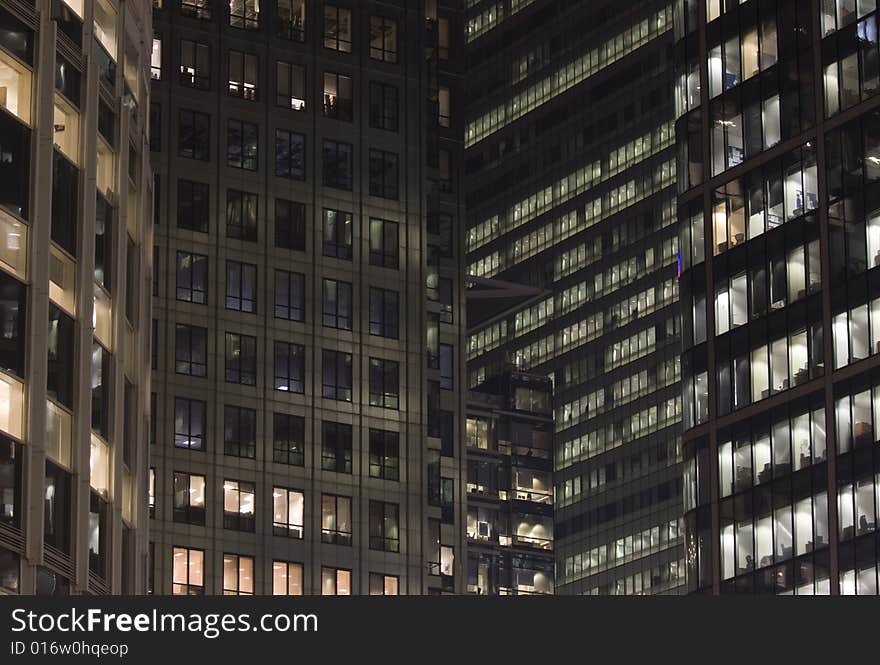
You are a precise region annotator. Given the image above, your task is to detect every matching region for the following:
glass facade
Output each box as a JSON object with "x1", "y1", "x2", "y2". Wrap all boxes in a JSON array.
[
  {"x1": 676, "y1": 0, "x2": 880, "y2": 593},
  {"x1": 0, "y1": 0, "x2": 154, "y2": 593}
]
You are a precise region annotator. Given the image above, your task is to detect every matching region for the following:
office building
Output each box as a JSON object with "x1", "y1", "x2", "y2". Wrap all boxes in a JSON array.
[
  {"x1": 463, "y1": 0, "x2": 685, "y2": 595},
  {"x1": 465, "y1": 365, "x2": 554, "y2": 594},
  {"x1": 677, "y1": 0, "x2": 880, "y2": 594},
  {"x1": 0, "y1": 0, "x2": 154, "y2": 594},
  {"x1": 148, "y1": 0, "x2": 467, "y2": 595}
]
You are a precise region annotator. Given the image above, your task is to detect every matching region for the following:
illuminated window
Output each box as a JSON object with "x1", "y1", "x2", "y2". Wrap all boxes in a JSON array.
[
  {"x1": 0, "y1": 50, "x2": 32, "y2": 125},
  {"x1": 321, "y1": 566, "x2": 351, "y2": 595},
  {"x1": 172, "y1": 546, "x2": 204, "y2": 595},
  {"x1": 272, "y1": 486, "x2": 304, "y2": 538},
  {"x1": 222, "y1": 554, "x2": 254, "y2": 595},
  {"x1": 273, "y1": 561, "x2": 303, "y2": 595}
]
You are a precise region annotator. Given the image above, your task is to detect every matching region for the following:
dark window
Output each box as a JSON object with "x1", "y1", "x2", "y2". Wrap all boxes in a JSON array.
[
  {"x1": 439, "y1": 344, "x2": 453, "y2": 390},
  {"x1": 173, "y1": 472, "x2": 206, "y2": 525},
  {"x1": 323, "y1": 6, "x2": 352, "y2": 52},
  {"x1": 275, "y1": 199, "x2": 306, "y2": 250},
  {"x1": 321, "y1": 493, "x2": 352, "y2": 545},
  {"x1": 0, "y1": 438, "x2": 22, "y2": 528},
  {"x1": 277, "y1": 0, "x2": 306, "y2": 41},
  {"x1": 224, "y1": 405, "x2": 256, "y2": 458},
  {"x1": 322, "y1": 279, "x2": 352, "y2": 330},
  {"x1": 435, "y1": 213, "x2": 453, "y2": 256},
  {"x1": 322, "y1": 208, "x2": 352, "y2": 258},
  {"x1": 274, "y1": 341, "x2": 305, "y2": 393},
  {"x1": 95, "y1": 197, "x2": 113, "y2": 293},
  {"x1": 179, "y1": 39, "x2": 210, "y2": 89},
  {"x1": 369, "y1": 287, "x2": 398, "y2": 338},
  {"x1": 125, "y1": 237, "x2": 139, "y2": 326},
  {"x1": 177, "y1": 179, "x2": 209, "y2": 232},
  {"x1": 153, "y1": 173, "x2": 160, "y2": 225},
  {"x1": 225, "y1": 332, "x2": 257, "y2": 385},
  {"x1": 0, "y1": 272, "x2": 27, "y2": 378},
  {"x1": 175, "y1": 324, "x2": 207, "y2": 377},
  {"x1": 1, "y1": 8, "x2": 34, "y2": 63},
  {"x1": 369, "y1": 16, "x2": 397, "y2": 63},
  {"x1": 369, "y1": 218, "x2": 398, "y2": 268},
  {"x1": 122, "y1": 380, "x2": 136, "y2": 468},
  {"x1": 0, "y1": 112, "x2": 30, "y2": 220},
  {"x1": 47, "y1": 305, "x2": 75, "y2": 409},
  {"x1": 274, "y1": 270, "x2": 305, "y2": 321},
  {"x1": 369, "y1": 500, "x2": 399, "y2": 552},
  {"x1": 223, "y1": 479, "x2": 255, "y2": 531},
  {"x1": 369, "y1": 81, "x2": 398, "y2": 131},
  {"x1": 88, "y1": 492, "x2": 108, "y2": 577},
  {"x1": 227, "y1": 119, "x2": 258, "y2": 170},
  {"x1": 276, "y1": 61, "x2": 306, "y2": 110},
  {"x1": 55, "y1": 55, "x2": 81, "y2": 106},
  {"x1": 369, "y1": 429, "x2": 399, "y2": 481},
  {"x1": 91, "y1": 342, "x2": 113, "y2": 439},
  {"x1": 226, "y1": 189, "x2": 258, "y2": 240},
  {"x1": 151, "y1": 319, "x2": 158, "y2": 370},
  {"x1": 273, "y1": 412, "x2": 304, "y2": 466},
  {"x1": 322, "y1": 350, "x2": 352, "y2": 401},
  {"x1": 149, "y1": 103, "x2": 161, "y2": 151},
  {"x1": 227, "y1": 49, "x2": 259, "y2": 101},
  {"x1": 174, "y1": 397, "x2": 206, "y2": 450},
  {"x1": 322, "y1": 72, "x2": 352, "y2": 121},
  {"x1": 51, "y1": 151, "x2": 78, "y2": 256},
  {"x1": 322, "y1": 140, "x2": 353, "y2": 190},
  {"x1": 176, "y1": 251, "x2": 208, "y2": 304},
  {"x1": 439, "y1": 277, "x2": 453, "y2": 323},
  {"x1": 149, "y1": 392, "x2": 157, "y2": 445},
  {"x1": 369, "y1": 149, "x2": 398, "y2": 199},
  {"x1": 321, "y1": 421, "x2": 352, "y2": 473},
  {"x1": 369, "y1": 358, "x2": 399, "y2": 409},
  {"x1": 275, "y1": 129, "x2": 305, "y2": 180},
  {"x1": 439, "y1": 409, "x2": 454, "y2": 457},
  {"x1": 44, "y1": 461, "x2": 71, "y2": 552},
  {"x1": 178, "y1": 109, "x2": 209, "y2": 160},
  {"x1": 98, "y1": 99, "x2": 115, "y2": 146},
  {"x1": 225, "y1": 261, "x2": 257, "y2": 312}
]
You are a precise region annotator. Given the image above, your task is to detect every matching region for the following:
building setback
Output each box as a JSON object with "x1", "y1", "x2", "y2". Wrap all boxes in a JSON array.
[
  {"x1": 148, "y1": 0, "x2": 468, "y2": 595},
  {"x1": 464, "y1": 0, "x2": 685, "y2": 594},
  {"x1": 0, "y1": 0, "x2": 154, "y2": 594},
  {"x1": 677, "y1": 0, "x2": 880, "y2": 594}
]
